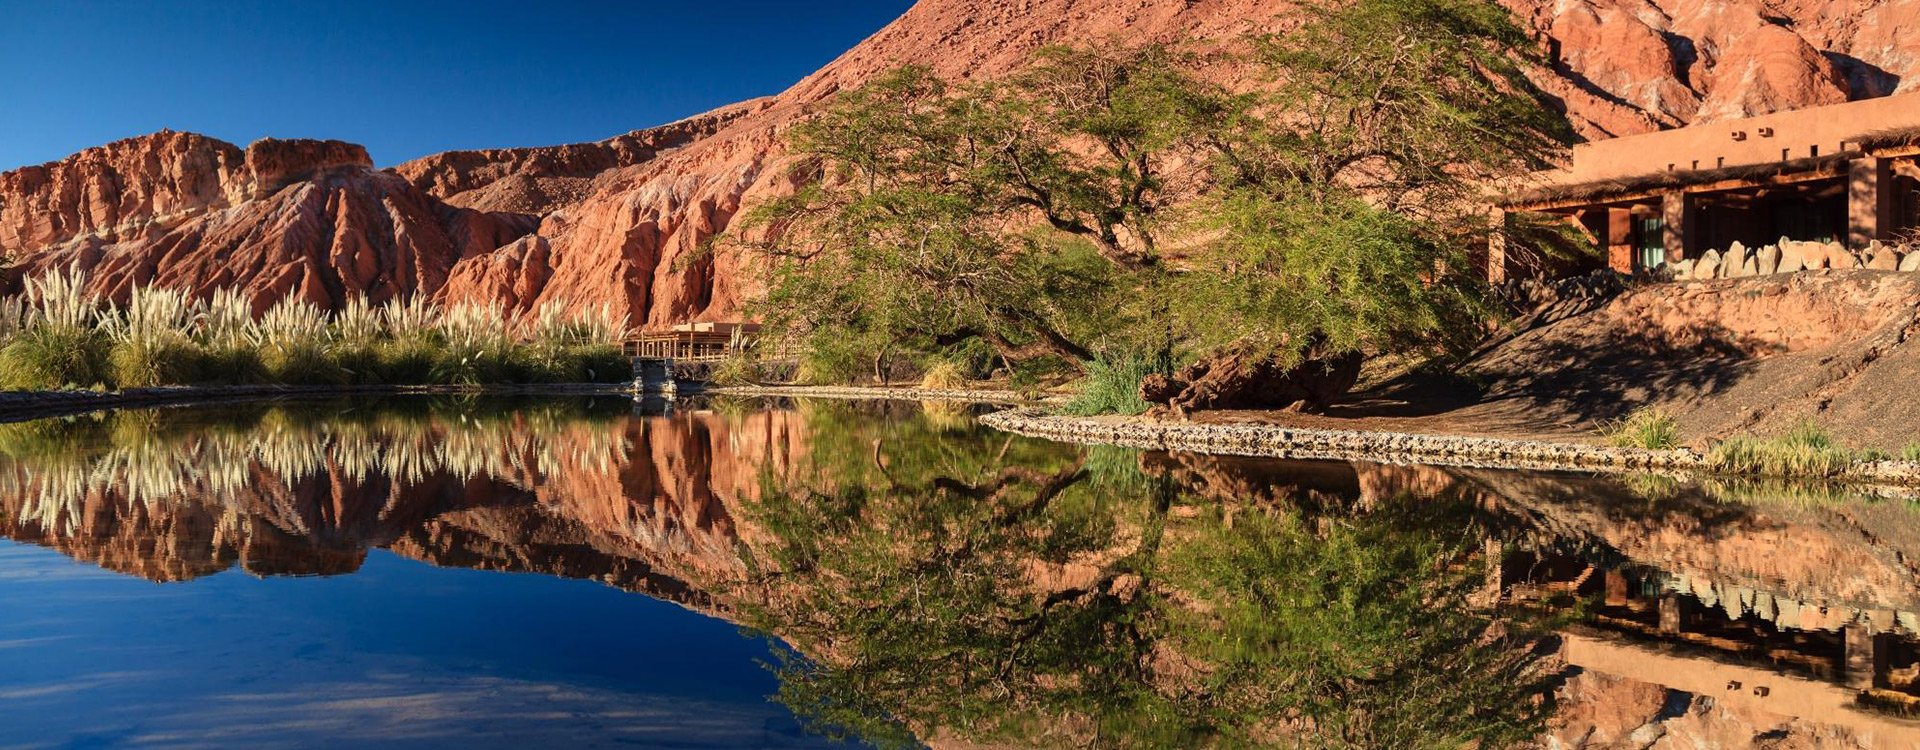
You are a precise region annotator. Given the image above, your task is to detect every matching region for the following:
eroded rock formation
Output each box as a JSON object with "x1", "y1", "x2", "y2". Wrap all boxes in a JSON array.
[
  {"x1": 0, "y1": 131, "x2": 536, "y2": 309},
  {"x1": 3, "y1": 0, "x2": 1916, "y2": 326}
]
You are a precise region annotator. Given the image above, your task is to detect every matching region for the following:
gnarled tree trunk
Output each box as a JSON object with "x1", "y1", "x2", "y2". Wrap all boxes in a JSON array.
[{"x1": 1141, "y1": 337, "x2": 1362, "y2": 416}]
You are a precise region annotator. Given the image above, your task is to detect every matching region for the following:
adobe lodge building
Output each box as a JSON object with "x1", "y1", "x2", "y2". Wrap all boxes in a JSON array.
[{"x1": 1495, "y1": 92, "x2": 1920, "y2": 282}]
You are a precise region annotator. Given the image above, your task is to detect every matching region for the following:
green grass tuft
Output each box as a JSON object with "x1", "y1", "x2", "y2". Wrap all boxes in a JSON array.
[
  {"x1": 1061, "y1": 355, "x2": 1165, "y2": 417},
  {"x1": 1601, "y1": 407, "x2": 1680, "y2": 450},
  {"x1": 1708, "y1": 420, "x2": 1859, "y2": 478},
  {"x1": 0, "y1": 325, "x2": 109, "y2": 389},
  {"x1": 919, "y1": 360, "x2": 967, "y2": 390}
]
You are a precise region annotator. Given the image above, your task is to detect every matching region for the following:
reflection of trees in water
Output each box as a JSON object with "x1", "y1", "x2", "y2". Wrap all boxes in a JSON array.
[{"x1": 730, "y1": 403, "x2": 1559, "y2": 749}]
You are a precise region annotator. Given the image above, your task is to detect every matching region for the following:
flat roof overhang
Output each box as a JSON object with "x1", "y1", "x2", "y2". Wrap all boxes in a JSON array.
[{"x1": 1501, "y1": 139, "x2": 1920, "y2": 214}]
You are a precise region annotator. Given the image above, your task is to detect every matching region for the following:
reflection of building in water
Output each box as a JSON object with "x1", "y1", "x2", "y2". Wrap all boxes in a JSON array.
[{"x1": 1494, "y1": 541, "x2": 1920, "y2": 743}]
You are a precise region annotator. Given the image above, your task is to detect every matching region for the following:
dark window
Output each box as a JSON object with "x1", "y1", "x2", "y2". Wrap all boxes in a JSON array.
[{"x1": 1774, "y1": 193, "x2": 1846, "y2": 243}]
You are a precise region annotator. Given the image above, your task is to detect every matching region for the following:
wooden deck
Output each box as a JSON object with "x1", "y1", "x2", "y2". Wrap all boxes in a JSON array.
[{"x1": 623, "y1": 331, "x2": 746, "y2": 363}]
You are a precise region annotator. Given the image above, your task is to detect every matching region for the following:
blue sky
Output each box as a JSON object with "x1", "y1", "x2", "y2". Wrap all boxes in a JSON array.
[{"x1": 0, "y1": 1, "x2": 914, "y2": 169}]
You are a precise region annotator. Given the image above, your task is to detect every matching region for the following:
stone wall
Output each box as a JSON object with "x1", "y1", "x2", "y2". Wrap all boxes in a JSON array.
[{"x1": 1667, "y1": 238, "x2": 1920, "y2": 281}]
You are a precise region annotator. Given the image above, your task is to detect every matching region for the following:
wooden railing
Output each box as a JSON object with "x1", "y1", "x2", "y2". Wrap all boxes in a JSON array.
[{"x1": 622, "y1": 331, "x2": 745, "y2": 362}]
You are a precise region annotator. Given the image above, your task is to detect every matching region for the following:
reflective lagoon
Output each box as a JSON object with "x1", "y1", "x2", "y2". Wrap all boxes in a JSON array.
[{"x1": 4, "y1": 396, "x2": 1920, "y2": 748}]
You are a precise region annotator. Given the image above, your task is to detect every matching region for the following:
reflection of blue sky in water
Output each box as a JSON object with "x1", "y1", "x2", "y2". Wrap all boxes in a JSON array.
[{"x1": 0, "y1": 543, "x2": 839, "y2": 750}]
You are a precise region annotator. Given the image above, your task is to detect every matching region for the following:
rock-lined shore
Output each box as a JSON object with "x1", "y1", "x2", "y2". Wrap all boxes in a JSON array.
[
  {"x1": 979, "y1": 407, "x2": 1920, "y2": 488},
  {"x1": 981, "y1": 408, "x2": 1695, "y2": 473}
]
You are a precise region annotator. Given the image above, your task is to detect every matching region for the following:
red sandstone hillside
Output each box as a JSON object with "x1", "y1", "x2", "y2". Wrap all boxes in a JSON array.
[{"x1": 2, "y1": 0, "x2": 1916, "y2": 324}]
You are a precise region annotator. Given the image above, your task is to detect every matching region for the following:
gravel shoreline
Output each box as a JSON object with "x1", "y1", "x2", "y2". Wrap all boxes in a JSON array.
[
  {"x1": 979, "y1": 407, "x2": 1698, "y2": 474},
  {"x1": 976, "y1": 408, "x2": 1920, "y2": 489}
]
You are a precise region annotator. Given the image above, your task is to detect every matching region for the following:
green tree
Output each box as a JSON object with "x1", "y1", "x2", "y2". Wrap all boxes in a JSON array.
[
  {"x1": 1173, "y1": 0, "x2": 1571, "y2": 362},
  {"x1": 745, "y1": 0, "x2": 1571, "y2": 394},
  {"x1": 743, "y1": 46, "x2": 1221, "y2": 377}
]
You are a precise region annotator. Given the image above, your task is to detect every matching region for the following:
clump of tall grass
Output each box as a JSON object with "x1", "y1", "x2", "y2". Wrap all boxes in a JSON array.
[
  {"x1": 1601, "y1": 407, "x2": 1680, "y2": 450},
  {"x1": 919, "y1": 359, "x2": 967, "y2": 390},
  {"x1": 0, "y1": 270, "x2": 634, "y2": 391},
  {"x1": 708, "y1": 351, "x2": 764, "y2": 386},
  {"x1": 1708, "y1": 420, "x2": 1860, "y2": 478},
  {"x1": 1061, "y1": 354, "x2": 1166, "y2": 417},
  {"x1": 0, "y1": 272, "x2": 109, "y2": 389},
  {"x1": 102, "y1": 285, "x2": 202, "y2": 387}
]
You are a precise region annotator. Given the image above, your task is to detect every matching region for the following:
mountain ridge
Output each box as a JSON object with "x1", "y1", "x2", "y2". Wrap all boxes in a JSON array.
[{"x1": 2, "y1": 0, "x2": 1914, "y2": 324}]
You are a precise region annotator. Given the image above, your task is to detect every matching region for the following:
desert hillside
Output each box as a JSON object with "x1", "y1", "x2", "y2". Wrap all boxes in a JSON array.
[{"x1": 1, "y1": 0, "x2": 1915, "y2": 324}]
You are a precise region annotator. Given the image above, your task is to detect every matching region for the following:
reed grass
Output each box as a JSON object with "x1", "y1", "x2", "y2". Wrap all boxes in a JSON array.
[{"x1": 0, "y1": 270, "x2": 634, "y2": 391}]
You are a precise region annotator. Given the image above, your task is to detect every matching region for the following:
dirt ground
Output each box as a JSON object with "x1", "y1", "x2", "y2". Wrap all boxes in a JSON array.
[{"x1": 1184, "y1": 270, "x2": 1920, "y2": 452}]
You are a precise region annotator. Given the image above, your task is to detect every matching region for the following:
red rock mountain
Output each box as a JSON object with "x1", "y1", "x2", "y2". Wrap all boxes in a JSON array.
[{"x1": 2, "y1": 0, "x2": 1915, "y2": 326}]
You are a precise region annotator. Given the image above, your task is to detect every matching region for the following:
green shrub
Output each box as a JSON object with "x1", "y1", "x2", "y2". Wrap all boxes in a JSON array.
[
  {"x1": 1708, "y1": 421, "x2": 1859, "y2": 478},
  {"x1": 0, "y1": 325, "x2": 109, "y2": 389},
  {"x1": 329, "y1": 342, "x2": 386, "y2": 385},
  {"x1": 260, "y1": 341, "x2": 342, "y2": 385},
  {"x1": 198, "y1": 345, "x2": 266, "y2": 385},
  {"x1": 1601, "y1": 407, "x2": 1680, "y2": 450},
  {"x1": 709, "y1": 353, "x2": 764, "y2": 386},
  {"x1": 374, "y1": 339, "x2": 440, "y2": 384},
  {"x1": 572, "y1": 344, "x2": 631, "y2": 384},
  {"x1": 1061, "y1": 355, "x2": 1164, "y2": 416},
  {"x1": 106, "y1": 337, "x2": 205, "y2": 388}
]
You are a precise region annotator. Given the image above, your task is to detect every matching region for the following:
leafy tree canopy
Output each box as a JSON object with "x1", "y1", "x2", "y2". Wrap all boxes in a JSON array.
[{"x1": 741, "y1": 0, "x2": 1571, "y2": 381}]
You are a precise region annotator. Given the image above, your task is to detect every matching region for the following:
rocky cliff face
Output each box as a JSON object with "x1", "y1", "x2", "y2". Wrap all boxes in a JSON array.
[
  {"x1": 0, "y1": 131, "x2": 535, "y2": 308},
  {"x1": 3, "y1": 0, "x2": 1915, "y2": 324}
]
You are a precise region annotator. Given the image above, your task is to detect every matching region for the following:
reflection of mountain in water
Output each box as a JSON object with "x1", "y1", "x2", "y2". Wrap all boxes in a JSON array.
[
  {"x1": 0, "y1": 398, "x2": 799, "y2": 609},
  {"x1": 8, "y1": 397, "x2": 1920, "y2": 747}
]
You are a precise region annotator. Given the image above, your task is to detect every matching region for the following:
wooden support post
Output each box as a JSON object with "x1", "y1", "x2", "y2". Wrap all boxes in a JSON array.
[
  {"x1": 1658, "y1": 593, "x2": 1683, "y2": 635},
  {"x1": 1850, "y1": 157, "x2": 1894, "y2": 249},
  {"x1": 1661, "y1": 192, "x2": 1692, "y2": 265},
  {"x1": 1844, "y1": 623, "x2": 1876, "y2": 689},
  {"x1": 1487, "y1": 207, "x2": 1508, "y2": 284},
  {"x1": 1481, "y1": 538, "x2": 1504, "y2": 606},
  {"x1": 1606, "y1": 207, "x2": 1634, "y2": 274}
]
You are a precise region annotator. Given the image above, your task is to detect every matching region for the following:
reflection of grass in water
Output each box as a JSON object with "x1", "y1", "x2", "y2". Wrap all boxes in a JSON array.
[
  {"x1": 917, "y1": 400, "x2": 974, "y2": 432},
  {"x1": 1695, "y1": 476, "x2": 1912, "y2": 508},
  {"x1": 0, "y1": 398, "x2": 635, "y2": 535},
  {"x1": 1084, "y1": 444, "x2": 1151, "y2": 491},
  {"x1": 1616, "y1": 472, "x2": 1684, "y2": 501}
]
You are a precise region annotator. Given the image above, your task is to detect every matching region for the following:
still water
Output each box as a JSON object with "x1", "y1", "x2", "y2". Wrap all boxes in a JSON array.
[{"x1": 2, "y1": 396, "x2": 1919, "y2": 749}]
